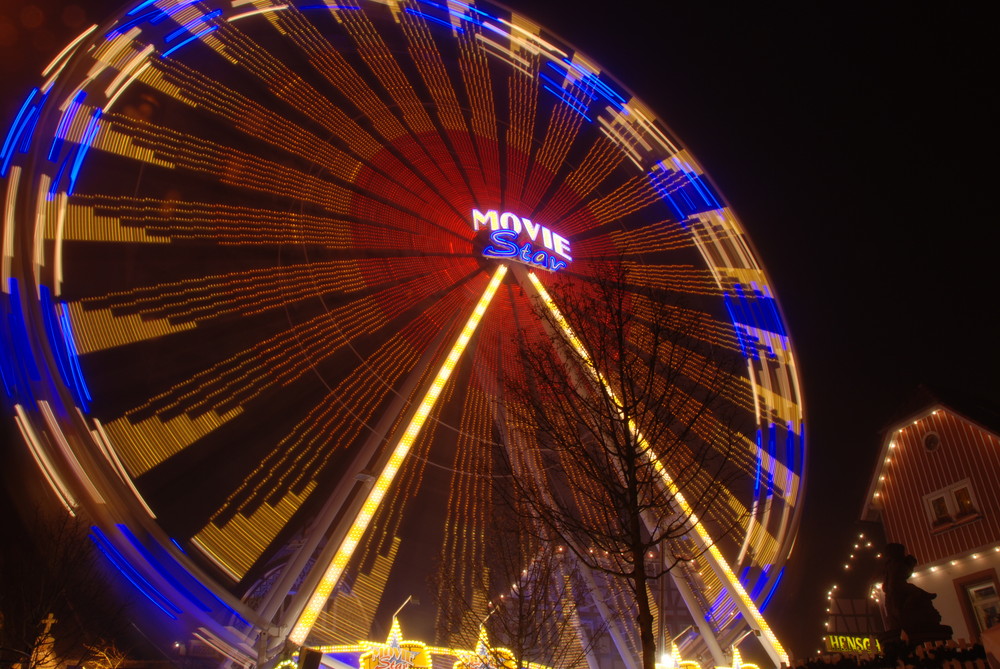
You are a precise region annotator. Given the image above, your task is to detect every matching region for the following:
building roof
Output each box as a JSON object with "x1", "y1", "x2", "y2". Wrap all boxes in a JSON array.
[
  {"x1": 859, "y1": 386, "x2": 1000, "y2": 521},
  {"x1": 878, "y1": 385, "x2": 1000, "y2": 437}
]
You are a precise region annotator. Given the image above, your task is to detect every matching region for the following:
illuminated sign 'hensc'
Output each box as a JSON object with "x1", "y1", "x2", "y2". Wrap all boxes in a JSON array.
[
  {"x1": 824, "y1": 636, "x2": 882, "y2": 654},
  {"x1": 472, "y1": 209, "x2": 571, "y2": 272}
]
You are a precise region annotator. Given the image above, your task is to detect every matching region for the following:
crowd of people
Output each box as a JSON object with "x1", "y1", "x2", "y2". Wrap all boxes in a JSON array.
[{"x1": 791, "y1": 640, "x2": 989, "y2": 669}]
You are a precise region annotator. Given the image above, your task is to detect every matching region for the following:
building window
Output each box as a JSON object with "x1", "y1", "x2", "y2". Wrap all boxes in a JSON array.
[
  {"x1": 967, "y1": 582, "x2": 1000, "y2": 633},
  {"x1": 924, "y1": 479, "x2": 980, "y2": 531},
  {"x1": 929, "y1": 495, "x2": 952, "y2": 525},
  {"x1": 954, "y1": 486, "x2": 977, "y2": 518},
  {"x1": 955, "y1": 570, "x2": 1000, "y2": 640},
  {"x1": 923, "y1": 431, "x2": 941, "y2": 452}
]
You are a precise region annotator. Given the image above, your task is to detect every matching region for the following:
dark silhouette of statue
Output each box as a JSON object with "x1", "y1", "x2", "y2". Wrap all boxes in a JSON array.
[{"x1": 881, "y1": 543, "x2": 952, "y2": 644}]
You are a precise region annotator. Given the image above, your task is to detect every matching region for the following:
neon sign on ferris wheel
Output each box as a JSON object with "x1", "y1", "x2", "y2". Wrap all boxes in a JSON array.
[{"x1": 472, "y1": 209, "x2": 572, "y2": 272}]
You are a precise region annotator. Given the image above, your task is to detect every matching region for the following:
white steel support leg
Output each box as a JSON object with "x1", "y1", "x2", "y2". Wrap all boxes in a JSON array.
[
  {"x1": 574, "y1": 613, "x2": 602, "y2": 669},
  {"x1": 635, "y1": 508, "x2": 726, "y2": 668},
  {"x1": 264, "y1": 317, "x2": 462, "y2": 638},
  {"x1": 667, "y1": 566, "x2": 726, "y2": 667},
  {"x1": 576, "y1": 558, "x2": 640, "y2": 669},
  {"x1": 287, "y1": 265, "x2": 508, "y2": 645},
  {"x1": 557, "y1": 557, "x2": 604, "y2": 669}
]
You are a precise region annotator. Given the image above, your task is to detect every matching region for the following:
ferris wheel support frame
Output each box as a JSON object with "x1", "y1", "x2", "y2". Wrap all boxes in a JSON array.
[
  {"x1": 287, "y1": 265, "x2": 509, "y2": 645},
  {"x1": 575, "y1": 556, "x2": 641, "y2": 669},
  {"x1": 512, "y1": 265, "x2": 728, "y2": 667},
  {"x1": 520, "y1": 270, "x2": 789, "y2": 668},
  {"x1": 665, "y1": 564, "x2": 728, "y2": 666},
  {"x1": 562, "y1": 560, "x2": 602, "y2": 669},
  {"x1": 483, "y1": 265, "x2": 728, "y2": 668},
  {"x1": 253, "y1": 312, "x2": 469, "y2": 644},
  {"x1": 489, "y1": 314, "x2": 639, "y2": 669}
]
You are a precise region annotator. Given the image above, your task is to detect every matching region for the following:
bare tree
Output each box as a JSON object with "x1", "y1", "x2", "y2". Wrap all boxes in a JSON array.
[
  {"x1": 0, "y1": 511, "x2": 130, "y2": 669},
  {"x1": 82, "y1": 640, "x2": 128, "y2": 669},
  {"x1": 501, "y1": 262, "x2": 750, "y2": 669}
]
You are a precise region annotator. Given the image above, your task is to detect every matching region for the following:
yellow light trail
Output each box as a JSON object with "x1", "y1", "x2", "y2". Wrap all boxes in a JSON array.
[
  {"x1": 288, "y1": 264, "x2": 509, "y2": 645},
  {"x1": 525, "y1": 271, "x2": 789, "y2": 668}
]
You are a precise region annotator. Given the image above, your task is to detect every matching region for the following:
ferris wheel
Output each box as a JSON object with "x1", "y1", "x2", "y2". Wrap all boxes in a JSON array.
[{"x1": 1, "y1": 1, "x2": 805, "y2": 667}]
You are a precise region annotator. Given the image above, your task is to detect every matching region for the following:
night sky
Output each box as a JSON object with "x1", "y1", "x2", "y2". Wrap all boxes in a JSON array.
[{"x1": 1, "y1": 0, "x2": 996, "y2": 661}]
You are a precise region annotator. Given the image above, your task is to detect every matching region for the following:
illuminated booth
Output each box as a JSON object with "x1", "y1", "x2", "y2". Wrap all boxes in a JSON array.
[{"x1": 310, "y1": 619, "x2": 545, "y2": 669}]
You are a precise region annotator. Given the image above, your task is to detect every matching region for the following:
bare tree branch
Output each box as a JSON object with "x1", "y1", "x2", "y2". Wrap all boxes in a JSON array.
[
  {"x1": 498, "y1": 262, "x2": 751, "y2": 669},
  {"x1": 0, "y1": 511, "x2": 131, "y2": 669}
]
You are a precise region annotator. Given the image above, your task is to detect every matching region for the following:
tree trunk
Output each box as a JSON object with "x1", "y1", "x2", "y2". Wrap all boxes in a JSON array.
[
  {"x1": 631, "y1": 494, "x2": 657, "y2": 669},
  {"x1": 634, "y1": 561, "x2": 658, "y2": 669}
]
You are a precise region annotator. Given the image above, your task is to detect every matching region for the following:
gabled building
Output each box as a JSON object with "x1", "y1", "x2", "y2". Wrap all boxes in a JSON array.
[{"x1": 861, "y1": 391, "x2": 1000, "y2": 642}]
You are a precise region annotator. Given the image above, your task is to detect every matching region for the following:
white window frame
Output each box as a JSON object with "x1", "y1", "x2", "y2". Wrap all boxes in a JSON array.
[{"x1": 923, "y1": 478, "x2": 979, "y2": 529}]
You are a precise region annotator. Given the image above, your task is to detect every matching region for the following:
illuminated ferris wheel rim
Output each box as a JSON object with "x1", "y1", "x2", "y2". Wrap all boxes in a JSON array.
[{"x1": 1, "y1": 0, "x2": 805, "y2": 665}]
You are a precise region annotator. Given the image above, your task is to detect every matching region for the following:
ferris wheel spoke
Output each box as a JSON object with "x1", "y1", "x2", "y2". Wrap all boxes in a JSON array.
[
  {"x1": 143, "y1": 60, "x2": 442, "y2": 213},
  {"x1": 537, "y1": 149, "x2": 732, "y2": 252},
  {"x1": 70, "y1": 254, "x2": 473, "y2": 341},
  {"x1": 94, "y1": 115, "x2": 465, "y2": 242},
  {"x1": 187, "y1": 336, "x2": 422, "y2": 580},
  {"x1": 368, "y1": 9, "x2": 491, "y2": 198},
  {"x1": 519, "y1": 91, "x2": 589, "y2": 212},
  {"x1": 56, "y1": 201, "x2": 473, "y2": 289},
  {"x1": 196, "y1": 15, "x2": 474, "y2": 226},
  {"x1": 571, "y1": 221, "x2": 697, "y2": 260},
  {"x1": 53, "y1": 196, "x2": 412, "y2": 250},
  {"x1": 338, "y1": 11, "x2": 474, "y2": 198},
  {"x1": 203, "y1": 272, "x2": 489, "y2": 516},
  {"x1": 114, "y1": 270, "x2": 483, "y2": 586},
  {"x1": 241, "y1": 5, "x2": 480, "y2": 208},
  {"x1": 530, "y1": 136, "x2": 625, "y2": 223},
  {"x1": 86, "y1": 265, "x2": 479, "y2": 484}
]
